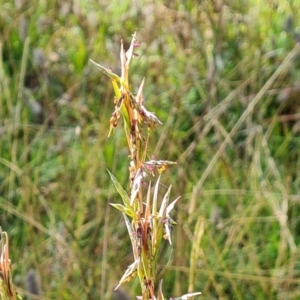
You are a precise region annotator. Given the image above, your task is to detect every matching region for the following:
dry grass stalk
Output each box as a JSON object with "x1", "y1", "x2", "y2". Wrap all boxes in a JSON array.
[{"x1": 0, "y1": 229, "x2": 17, "y2": 300}]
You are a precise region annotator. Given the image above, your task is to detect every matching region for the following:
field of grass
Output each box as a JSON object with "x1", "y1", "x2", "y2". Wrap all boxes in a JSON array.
[{"x1": 1, "y1": 0, "x2": 300, "y2": 299}]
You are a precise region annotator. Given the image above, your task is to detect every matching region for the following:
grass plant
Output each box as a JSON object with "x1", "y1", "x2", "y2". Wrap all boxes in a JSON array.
[{"x1": 91, "y1": 33, "x2": 201, "y2": 300}]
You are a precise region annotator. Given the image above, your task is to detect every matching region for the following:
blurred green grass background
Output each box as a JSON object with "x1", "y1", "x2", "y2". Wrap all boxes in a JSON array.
[{"x1": 1, "y1": 0, "x2": 300, "y2": 299}]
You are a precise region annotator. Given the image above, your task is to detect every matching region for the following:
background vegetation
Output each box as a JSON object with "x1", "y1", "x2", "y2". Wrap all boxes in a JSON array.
[{"x1": 1, "y1": 0, "x2": 300, "y2": 299}]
